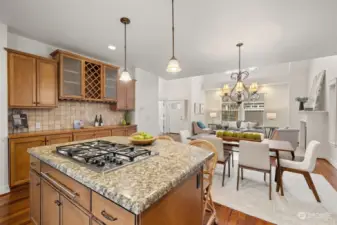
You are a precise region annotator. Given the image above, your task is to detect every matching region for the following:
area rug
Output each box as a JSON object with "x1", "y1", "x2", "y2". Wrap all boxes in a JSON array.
[{"x1": 211, "y1": 160, "x2": 337, "y2": 225}]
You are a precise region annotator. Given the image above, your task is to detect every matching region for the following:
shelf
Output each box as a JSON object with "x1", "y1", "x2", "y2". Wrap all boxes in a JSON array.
[
  {"x1": 64, "y1": 80, "x2": 81, "y2": 85},
  {"x1": 64, "y1": 69, "x2": 80, "y2": 74}
]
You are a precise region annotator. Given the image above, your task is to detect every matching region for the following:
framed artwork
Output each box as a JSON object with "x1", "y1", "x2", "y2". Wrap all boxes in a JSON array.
[
  {"x1": 194, "y1": 103, "x2": 200, "y2": 114},
  {"x1": 306, "y1": 70, "x2": 325, "y2": 110},
  {"x1": 199, "y1": 103, "x2": 204, "y2": 114}
]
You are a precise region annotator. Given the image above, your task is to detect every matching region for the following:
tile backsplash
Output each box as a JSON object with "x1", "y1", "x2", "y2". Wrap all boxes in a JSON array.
[{"x1": 9, "y1": 101, "x2": 125, "y2": 134}]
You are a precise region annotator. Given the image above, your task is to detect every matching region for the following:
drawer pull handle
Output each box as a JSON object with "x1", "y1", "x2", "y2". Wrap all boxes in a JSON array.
[
  {"x1": 54, "y1": 200, "x2": 62, "y2": 206},
  {"x1": 41, "y1": 172, "x2": 78, "y2": 199},
  {"x1": 101, "y1": 210, "x2": 117, "y2": 222},
  {"x1": 30, "y1": 162, "x2": 37, "y2": 166}
]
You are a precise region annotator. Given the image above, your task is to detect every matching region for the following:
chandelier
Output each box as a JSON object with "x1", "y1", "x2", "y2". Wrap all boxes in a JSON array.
[{"x1": 221, "y1": 43, "x2": 254, "y2": 105}]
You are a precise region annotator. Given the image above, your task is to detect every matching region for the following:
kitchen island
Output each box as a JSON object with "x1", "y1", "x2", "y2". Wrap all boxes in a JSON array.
[{"x1": 28, "y1": 136, "x2": 213, "y2": 225}]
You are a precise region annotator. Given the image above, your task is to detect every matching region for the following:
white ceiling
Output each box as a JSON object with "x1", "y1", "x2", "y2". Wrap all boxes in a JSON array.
[{"x1": 1, "y1": 0, "x2": 337, "y2": 80}]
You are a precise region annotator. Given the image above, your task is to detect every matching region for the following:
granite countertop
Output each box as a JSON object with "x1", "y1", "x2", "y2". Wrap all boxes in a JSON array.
[{"x1": 28, "y1": 136, "x2": 213, "y2": 215}]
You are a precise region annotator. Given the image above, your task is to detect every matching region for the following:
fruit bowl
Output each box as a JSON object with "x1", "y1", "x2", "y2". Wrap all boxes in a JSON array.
[{"x1": 129, "y1": 132, "x2": 156, "y2": 146}]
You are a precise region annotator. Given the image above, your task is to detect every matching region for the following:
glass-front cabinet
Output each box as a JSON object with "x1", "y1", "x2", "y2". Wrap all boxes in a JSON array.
[
  {"x1": 103, "y1": 66, "x2": 118, "y2": 101},
  {"x1": 60, "y1": 55, "x2": 83, "y2": 98}
]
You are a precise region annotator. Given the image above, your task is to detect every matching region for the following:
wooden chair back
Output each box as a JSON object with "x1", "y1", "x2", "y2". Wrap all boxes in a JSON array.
[{"x1": 189, "y1": 140, "x2": 218, "y2": 180}]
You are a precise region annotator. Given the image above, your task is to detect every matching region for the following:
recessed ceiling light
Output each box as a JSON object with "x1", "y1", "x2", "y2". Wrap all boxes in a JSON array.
[{"x1": 108, "y1": 45, "x2": 116, "y2": 50}]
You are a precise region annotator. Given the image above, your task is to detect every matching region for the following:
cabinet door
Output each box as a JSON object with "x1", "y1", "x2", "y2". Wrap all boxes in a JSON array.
[
  {"x1": 60, "y1": 55, "x2": 83, "y2": 99},
  {"x1": 60, "y1": 195, "x2": 90, "y2": 225},
  {"x1": 95, "y1": 130, "x2": 112, "y2": 138},
  {"x1": 73, "y1": 131, "x2": 95, "y2": 141},
  {"x1": 46, "y1": 133, "x2": 73, "y2": 145},
  {"x1": 36, "y1": 59, "x2": 58, "y2": 107},
  {"x1": 30, "y1": 170, "x2": 41, "y2": 225},
  {"x1": 9, "y1": 136, "x2": 45, "y2": 187},
  {"x1": 103, "y1": 66, "x2": 118, "y2": 101},
  {"x1": 111, "y1": 129, "x2": 126, "y2": 136},
  {"x1": 126, "y1": 80, "x2": 136, "y2": 110},
  {"x1": 8, "y1": 53, "x2": 37, "y2": 107},
  {"x1": 41, "y1": 179, "x2": 60, "y2": 225},
  {"x1": 117, "y1": 80, "x2": 127, "y2": 110},
  {"x1": 127, "y1": 127, "x2": 137, "y2": 136}
]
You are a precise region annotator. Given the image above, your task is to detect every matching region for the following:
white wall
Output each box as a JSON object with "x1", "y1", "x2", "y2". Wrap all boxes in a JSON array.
[
  {"x1": 307, "y1": 55, "x2": 337, "y2": 168},
  {"x1": 135, "y1": 68, "x2": 160, "y2": 135},
  {"x1": 190, "y1": 76, "x2": 206, "y2": 123},
  {"x1": 0, "y1": 22, "x2": 9, "y2": 194},
  {"x1": 260, "y1": 83, "x2": 289, "y2": 127}
]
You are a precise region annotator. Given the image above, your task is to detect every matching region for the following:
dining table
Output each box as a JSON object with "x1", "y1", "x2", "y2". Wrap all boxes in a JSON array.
[{"x1": 187, "y1": 134, "x2": 294, "y2": 193}]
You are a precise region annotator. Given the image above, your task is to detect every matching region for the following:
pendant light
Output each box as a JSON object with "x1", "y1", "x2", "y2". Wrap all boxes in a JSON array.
[
  {"x1": 120, "y1": 17, "x2": 132, "y2": 82},
  {"x1": 166, "y1": 0, "x2": 181, "y2": 73},
  {"x1": 222, "y1": 43, "x2": 250, "y2": 105}
]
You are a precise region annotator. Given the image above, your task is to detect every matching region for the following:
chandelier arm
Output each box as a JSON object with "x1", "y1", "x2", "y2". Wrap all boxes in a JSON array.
[
  {"x1": 230, "y1": 72, "x2": 240, "y2": 80},
  {"x1": 241, "y1": 71, "x2": 249, "y2": 80}
]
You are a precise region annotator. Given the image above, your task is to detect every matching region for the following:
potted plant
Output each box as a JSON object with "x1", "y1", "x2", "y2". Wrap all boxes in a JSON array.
[{"x1": 295, "y1": 97, "x2": 308, "y2": 111}]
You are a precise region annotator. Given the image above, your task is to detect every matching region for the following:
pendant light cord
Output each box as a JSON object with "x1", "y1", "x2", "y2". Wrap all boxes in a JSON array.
[
  {"x1": 124, "y1": 23, "x2": 127, "y2": 70},
  {"x1": 172, "y1": 0, "x2": 175, "y2": 57}
]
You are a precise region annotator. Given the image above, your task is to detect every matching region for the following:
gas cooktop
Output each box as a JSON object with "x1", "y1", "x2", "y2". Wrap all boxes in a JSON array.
[{"x1": 56, "y1": 140, "x2": 158, "y2": 173}]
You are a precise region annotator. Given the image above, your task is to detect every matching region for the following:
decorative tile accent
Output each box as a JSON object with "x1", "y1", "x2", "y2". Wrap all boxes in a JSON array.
[{"x1": 9, "y1": 101, "x2": 125, "y2": 134}]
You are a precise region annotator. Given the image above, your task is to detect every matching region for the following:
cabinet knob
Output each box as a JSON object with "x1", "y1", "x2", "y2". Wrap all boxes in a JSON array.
[
  {"x1": 54, "y1": 200, "x2": 62, "y2": 206},
  {"x1": 36, "y1": 182, "x2": 41, "y2": 186}
]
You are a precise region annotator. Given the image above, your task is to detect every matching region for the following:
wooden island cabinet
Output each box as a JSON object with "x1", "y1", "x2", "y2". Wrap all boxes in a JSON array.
[
  {"x1": 9, "y1": 125, "x2": 137, "y2": 188},
  {"x1": 29, "y1": 156, "x2": 202, "y2": 225}
]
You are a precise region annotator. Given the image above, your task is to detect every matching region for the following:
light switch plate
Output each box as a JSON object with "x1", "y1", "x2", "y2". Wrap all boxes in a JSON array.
[{"x1": 35, "y1": 122, "x2": 41, "y2": 129}]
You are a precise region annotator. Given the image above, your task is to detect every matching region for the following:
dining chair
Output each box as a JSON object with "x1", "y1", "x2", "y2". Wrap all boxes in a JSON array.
[
  {"x1": 189, "y1": 140, "x2": 218, "y2": 225},
  {"x1": 201, "y1": 136, "x2": 231, "y2": 186},
  {"x1": 237, "y1": 141, "x2": 272, "y2": 200},
  {"x1": 272, "y1": 128, "x2": 299, "y2": 160},
  {"x1": 157, "y1": 135, "x2": 174, "y2": 141},
  {"x1": 278, "y1": 140, "x2": 321, "y2": 202},
  {"x1": 179, "y1": 130, "x2": 191, "y2": 144}
]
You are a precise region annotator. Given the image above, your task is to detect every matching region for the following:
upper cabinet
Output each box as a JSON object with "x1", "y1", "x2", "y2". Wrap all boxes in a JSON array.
[
  {"x1": 51, "y1": 50, "x2": 119, "y2": 103},
  {"x1": 7, "y1": 49, "x2": 57, "y2": 108},
  {"x1": 111, "y1": 78, "x2": 136, "y2": 111}
]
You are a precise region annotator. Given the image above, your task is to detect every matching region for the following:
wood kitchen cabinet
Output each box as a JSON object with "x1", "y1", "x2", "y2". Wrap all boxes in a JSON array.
[
  {"x1": 46, "y1": 133, "x2": 73, "y2": 145},
  {"x1": 6, "y1": 49, "x2": 57, "y2": 108},
  {"x1": 41, "y1": 179, "x2": 60, "y2": 225},
  {"x1": 73, "y1": 131, "x2": 95, "y2": 141},
  {"x1": 51, "y1": 50, "x2": 119, "y2": 103},
  {"x1": 95, "y1": 130, "x2": 112, "y2": 138},
  {"x1": 111, "y1": 128, "x2": 126, "y2": 136},
  {"x1": 111, "y1": 79, "x2": 136, "y2": 111},
  {"x1": 61, "y1": 195, "x2": 90, "y2": 225},
  {"x1": 30, "y1": 170, "x2": 41, "y2": 225},
  {"x1": 9, "y1": 136, "x2": 45, "y2": 187},
  {"x1": 126, "y1": 126, "x2": 137, "y2": 136}
]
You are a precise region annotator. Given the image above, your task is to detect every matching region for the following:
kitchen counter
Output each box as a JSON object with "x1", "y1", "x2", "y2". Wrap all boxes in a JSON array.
[
  {"x1": 9, "y1": 124, "x2": 137, "y2": 139},
  {"x1": 28, "y1": 136, "x2": 213, "y2": 215}
]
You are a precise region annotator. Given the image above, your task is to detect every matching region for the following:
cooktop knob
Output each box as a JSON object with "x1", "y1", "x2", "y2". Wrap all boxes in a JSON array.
[{"x1": 97, "y1": 161, "x2": 105, "y2": 167}]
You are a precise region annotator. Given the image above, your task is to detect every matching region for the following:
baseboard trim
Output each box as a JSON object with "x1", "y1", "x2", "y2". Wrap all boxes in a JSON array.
[
  {"x1": 0, "y1": 184, "x2": 10, "y2": 195},
  {"x1": 327, "y1": 157, "x2": 337, "y2": 170}
]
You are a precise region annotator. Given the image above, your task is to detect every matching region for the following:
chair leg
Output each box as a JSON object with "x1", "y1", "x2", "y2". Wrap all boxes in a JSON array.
[
  {"x1": 222, "y1": 163, "x2": 226, "y2": 187},
  {"x1": 303, "y1": 172, "x2": 321, "y2": 202},
  {"x1": 236, "y1": 165, "x2": 240, "y2": 191},
  {"x1": 303, "y1": 173, "x2": 312, "y2": 189},
  {"x1": 291, "y1": 152, "x2": 295, "y2": 161},
  {"x1": 241, "y1": 168, "x2": 243, "y2": 180},
  {"x1": 264, "y1": 172, "x2": 266, "y2": 182},
  {"x1": 280, "y1": 168, "x2": 284, "y2": 196},
  {"x1": 232, "y1": 153, "x2": 234, "y2": 167},
  {"x1": 229, "y1": 157, "x2": 231, "y2": 175},
  {"x1": 274, "y1": 165, "x2": 278, "y2": 182}
]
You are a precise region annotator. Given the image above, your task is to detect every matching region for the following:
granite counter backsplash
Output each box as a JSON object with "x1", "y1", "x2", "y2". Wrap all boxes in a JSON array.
[
  {"x1": 9, "y1": 101, "x2": 124, "y2": 134},
  {"x1": 28, "y1": 136, "x2": 213, "y2": 214}
]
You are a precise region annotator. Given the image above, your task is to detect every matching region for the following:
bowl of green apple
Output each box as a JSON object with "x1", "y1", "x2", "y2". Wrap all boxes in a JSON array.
[{"x1": 129, "y1": 132, "x2": 156, "y2": 146}]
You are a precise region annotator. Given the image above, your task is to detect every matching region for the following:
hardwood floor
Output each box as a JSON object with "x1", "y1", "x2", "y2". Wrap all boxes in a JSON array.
[{"x1": 0, "y1": 159, "x2": 336, "y2": 225}]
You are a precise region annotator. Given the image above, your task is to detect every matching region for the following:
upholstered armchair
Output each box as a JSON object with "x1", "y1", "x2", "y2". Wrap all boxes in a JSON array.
[{"x1": 192, "y1": 121, "x2": 212, "y2": 135}]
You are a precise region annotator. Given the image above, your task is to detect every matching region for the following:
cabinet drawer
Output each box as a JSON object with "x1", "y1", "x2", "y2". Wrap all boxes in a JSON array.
[
  {"x1": 92, "y1": 192, "x2": 135, "y2": 225},
  {"x1": 95, "y1": 130, "x2": 111, "y2": 138},
  {"x1": 41, "y1": 163, "x2": 90, "y2": 211},
  {"x1": 30, "y1": 156, "x2": 41, "y2": 173}
]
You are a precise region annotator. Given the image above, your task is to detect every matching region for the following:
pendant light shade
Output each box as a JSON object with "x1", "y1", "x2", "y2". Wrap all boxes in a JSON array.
[
  {"x1": 120, "y1": 17, "x2": 132, "y2": 82},
  {"x1": 167, "y1": 56, "x2": 181, "y2": 73},
  {"x1": 120, "y1": 70, "x2": 132, "y2": 82},
  {"x1": 167, "y1": 0, "x2": 181, "y2": 74}
]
